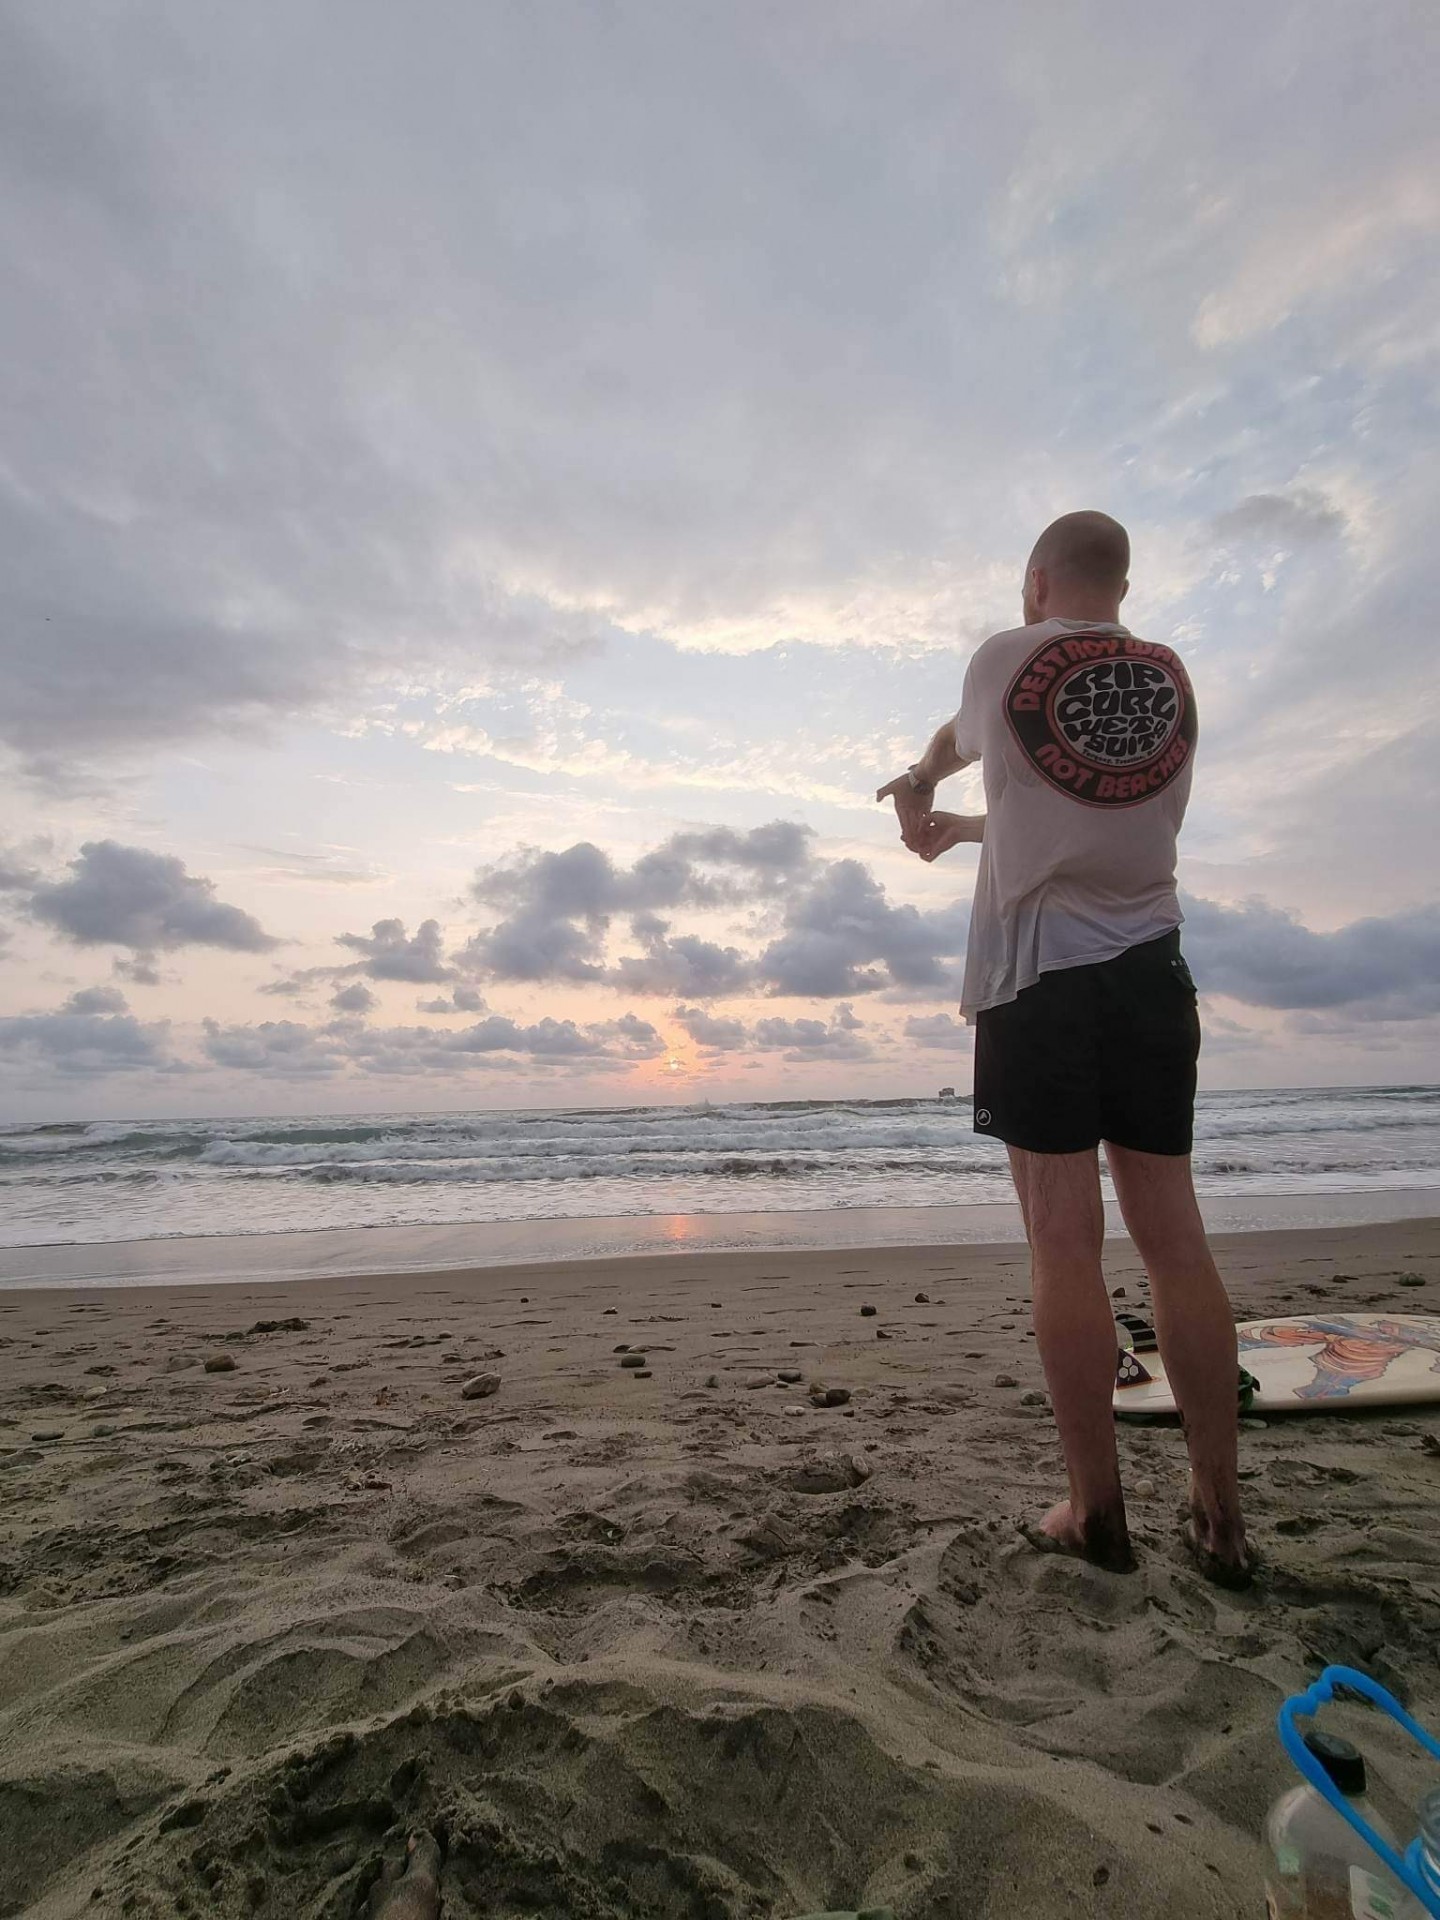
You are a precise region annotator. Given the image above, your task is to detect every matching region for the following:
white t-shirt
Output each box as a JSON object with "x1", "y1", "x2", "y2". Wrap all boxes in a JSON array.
[{"x1": 953, "y1": 619, "x2": 1196, "y2": 1019}]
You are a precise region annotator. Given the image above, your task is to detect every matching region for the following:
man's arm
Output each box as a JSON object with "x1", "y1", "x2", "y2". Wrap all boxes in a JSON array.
[{"x1": 876, "y1": 719, "x2": 976, "y2": 851}]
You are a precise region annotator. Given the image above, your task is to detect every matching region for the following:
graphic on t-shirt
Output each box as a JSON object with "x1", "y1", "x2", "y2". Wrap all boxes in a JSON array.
[{"x1": 1005, "y1": 630, "x2": 1196, "y2": 807}]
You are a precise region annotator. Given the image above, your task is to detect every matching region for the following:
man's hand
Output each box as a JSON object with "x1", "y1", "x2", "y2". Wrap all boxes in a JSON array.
[
  {"x1": 876, "y1": 772, "x2": 933, "y2": 853},
  {"x1": 910, "y1": 810, "x2": 982, "y2": 862}
]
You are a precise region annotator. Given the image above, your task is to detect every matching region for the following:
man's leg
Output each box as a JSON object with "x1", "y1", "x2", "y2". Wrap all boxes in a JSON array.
[
  {"x1": 1008, "y1": 1145, "x2": 1134, "y2": 1571},
  {"x1": 1105, "y1": 1143, "x2": 1250, "y2": 1582}
]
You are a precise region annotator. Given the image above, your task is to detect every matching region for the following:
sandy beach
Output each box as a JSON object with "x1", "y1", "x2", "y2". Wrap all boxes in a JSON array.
[{"x1": 1, "y1": 1218, "x2": 1437, "y2": 1919}]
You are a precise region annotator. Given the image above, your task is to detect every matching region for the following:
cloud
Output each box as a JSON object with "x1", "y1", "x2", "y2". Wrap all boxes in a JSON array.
[
  {"x1": 336, "y1": 917, "x2": 454, "y2": 983},
  {"x1": 416, "y1": 984, "x2": 487, "y2": 1014},
  {"x1": 0, "y1": 849, "x2": 40, "y2": 891},
  {"x1": 26, "y1": 841, "x2": 276, "y2": 953},
  {"x1": 330, "y1": 981, "x2": 377, "y2": 1015},
  {"x1": 751, "y1": 1006, "x2": 871, "y2": 1062},
  {"x1": 608, "y1": 914, "x2": 754, "y2": 998},
  {"x1": 0, "y1": 994, "x2": 172, "y2": 1076},
  {"x1": 460, "y1": 823, "x2": 967, "y2": 1001},
  {"x1": 63, "y1": 985, "x2": 129, "y2": 1015},
  {"x1": 903, "y1": 1012, "x2": 973, "y2": 1051},
  {"x1": 757, "y1": 860, "x2": 969, "y2": 998},
  {"x1": 201, "y1": 1018, "x2": 349, "y2": 1077},
  {"x1": 1208, "y1": 490, "x2": 1346, "y2": 547},
  {"x1": 1183, "y1": 895, "x2": 1440, "y2": 1019},
  {"x1": 674, "y1": 1004, "x2": 750, "y2": 1052},
  {"x1": 462, "y1": 824, "x2": 814, "y2": 987},
  {"x1": 197, "y1": 1007, "x2": 668, "y2": 1079},
  {"x1": 113, "y1": 954, "x2": 164, "y2": 987}
]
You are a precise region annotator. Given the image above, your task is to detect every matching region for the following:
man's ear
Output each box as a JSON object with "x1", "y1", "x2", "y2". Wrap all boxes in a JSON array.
[{"x1": 1119, "y1": 578, "x2": 1130, "y2": 603}]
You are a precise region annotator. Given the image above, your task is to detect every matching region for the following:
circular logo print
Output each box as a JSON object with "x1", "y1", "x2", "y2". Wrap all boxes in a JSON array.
[
  {"x1": 1005, "y1": 631, "x2": 1196, "y2": 807},
  {"x1": 974, "y1": 1108, "x2": 992, "y2": 1127}
]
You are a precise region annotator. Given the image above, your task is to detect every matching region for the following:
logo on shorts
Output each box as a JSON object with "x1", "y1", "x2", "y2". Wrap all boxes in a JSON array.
[
  {"x1": 1005, "y1": 630, "x2": 1196, "y2": 807},
  {"x1": 974, "y1": 1108, "x2": 992, "y2": 1127}
]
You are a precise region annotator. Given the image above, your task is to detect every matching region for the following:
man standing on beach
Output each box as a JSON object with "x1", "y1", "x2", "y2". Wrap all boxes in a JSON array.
[{"x1": 879, "y1": 512, "x2": 1251, "y2": 1584}]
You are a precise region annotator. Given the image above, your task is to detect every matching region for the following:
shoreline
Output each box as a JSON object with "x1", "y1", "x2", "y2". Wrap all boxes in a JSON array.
[{"x1": 3, "y1": 1184, "x2": 1438, "y2": 1290}]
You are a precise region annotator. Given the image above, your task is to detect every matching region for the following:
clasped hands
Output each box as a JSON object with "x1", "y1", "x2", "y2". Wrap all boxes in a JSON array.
[{"x1": 875, "y1": 775, "x2": 974, "y2": 863}]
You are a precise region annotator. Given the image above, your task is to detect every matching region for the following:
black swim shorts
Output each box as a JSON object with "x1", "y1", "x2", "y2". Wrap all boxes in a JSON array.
[{"x1": 972, "y1": 928, "x2": 1200, "y2": 1156}]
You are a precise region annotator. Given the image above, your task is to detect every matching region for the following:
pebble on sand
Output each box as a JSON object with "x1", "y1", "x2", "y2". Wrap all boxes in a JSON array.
[
  {"x1": 778, "y1": 1369, "x2": 803, "y2": 1383},
  {"x1": 1135, "y1": 1476, "x2": 1157, "y2": 1498},
  {"x1": 1020, "y1": 1390, "x2": 1048, "y2": 1407},
  {"x1": 203, "y1": 1353, "x2": 236, "y2": 1373},
  {"x1": 619, "y1": 1354, "x2": 647, "y2": 1370},
  {"x1": 809, "y1": 1385, "x2": 852, "y2": 1407},
  {"x1": 860, "y1": 1305, "x2": 878, "y2": 1317},
  {"x1": 994, "y1": 1373, "x2": 1018, "y2": 1388},
  {"x1": 914, "y1": 1291, "x2": 930, "y2": 1303},
  {"x1": 461, "y1": 1371, "x2": 502, "y2": 1399},
  {"x1": 704, "y1": 1374, "x2": 720, "y2": 1388}
]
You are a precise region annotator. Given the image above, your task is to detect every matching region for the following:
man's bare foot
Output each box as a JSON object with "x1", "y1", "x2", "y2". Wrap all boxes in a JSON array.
[
  {"x1": 1018, "y1": 1499, "x2": 1136, "y2": 1573},
  {"x1": 1180, "y1": 1504, "x2": 1255, "y2": 1591},
  {"x1": 365, "y1": 1831, "x2": 443, "y2": 1920}
]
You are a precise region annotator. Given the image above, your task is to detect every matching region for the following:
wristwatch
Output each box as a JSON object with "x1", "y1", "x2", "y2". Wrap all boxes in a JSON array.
[{"x1": 906, "y1": 765, "x2": 935, "y2": 793}]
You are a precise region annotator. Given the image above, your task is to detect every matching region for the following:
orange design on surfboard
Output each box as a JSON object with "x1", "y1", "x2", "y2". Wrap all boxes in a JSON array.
[{"x1": 1239, "y1": 1316, "x2": 1440, "y2": 1400}]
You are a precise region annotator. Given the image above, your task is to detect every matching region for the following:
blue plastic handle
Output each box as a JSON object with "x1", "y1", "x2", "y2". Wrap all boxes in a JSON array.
[{"x1": 1277, "y1": 1665, "x2": 1440, "y2": 1916}]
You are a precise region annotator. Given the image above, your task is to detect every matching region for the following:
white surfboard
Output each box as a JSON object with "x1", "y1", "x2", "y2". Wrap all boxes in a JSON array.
[{"x1": 1113, "y1": 1313, "x2": 1440, "y2": 1418}]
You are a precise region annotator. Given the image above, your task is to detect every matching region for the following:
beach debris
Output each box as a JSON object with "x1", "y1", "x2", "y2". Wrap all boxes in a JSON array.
[
  {"x1": 520, "y1": 1296, "x2": 529, "y2": 1303},
  {"x1": 461, "y1": 1371, "x2": 502, "y2": 1399},
  {"x1": 603, "y1": 1307, "x2": 617, "y2": 1314},
  {"x1": 704, "y1": 1374, "x2": 720, "y2": 1388},
  {"x1": 787, "y1": 1453, "x2": 869, "y2": 1494},
  {"x1": 1020, "y1": 1390, "x2": 1048, "y2": 1407},
  {"x1": 619, "y1": 1354, "x2": 647, "y2": 1370},
  {"x1": 860, "y1": 1304, "x2": 877, "y2": 1317},
  {"x1": 711, "y1": 1301, "x2": 722, "y2": 1307},
  {"x1": 633, "y1": 1370, "x2": 652, "y2": 1379},
  {"x1": 204, "y1": 1353, "x2": 237, "y2": 1373},
  {"x1": 1398, "y1": 1272, "x2": 1425, "y2": 1287},
  {"x1": 793, "y1": 1908, "x2": 894, "y2": 1920},
  {"x1": 876, "y1": 1329, "x2": 893, "y2": 1340},
  {"x1": 809, "y1": 1385, "x2": 851, "y2": 1408},
  {"x1": 249, "y1": 1317, "x2": 309, "y2": 1333},
  {"x1": 783, "y1": 1405, "x2": 805, "y2": 1417},
  {"x1": 914, "y1": 1291, "x2": 930, "y2": 1303},
  {"x1": 993, "y1": 1373, "x2": 1018, "y2": 1388},
  {"x1": 778, "y1": 1368, "x2": 803, "y2": 1383},
  {"x1": 737, "y1": 1512, "x2": 796, "y2": 1558}
]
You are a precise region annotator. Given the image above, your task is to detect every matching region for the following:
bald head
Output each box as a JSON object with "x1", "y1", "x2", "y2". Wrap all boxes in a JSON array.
[{"x1": 1023, "y1": 511, "x2": 1130, "y2": 624}]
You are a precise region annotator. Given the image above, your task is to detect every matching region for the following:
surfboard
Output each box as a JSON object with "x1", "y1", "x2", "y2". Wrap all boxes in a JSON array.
[{"x1": 1113, "y1": 1313, "x2": 1440, "y2": 1418}]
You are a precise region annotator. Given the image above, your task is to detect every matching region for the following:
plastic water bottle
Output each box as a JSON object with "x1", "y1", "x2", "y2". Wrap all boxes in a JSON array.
[{"x1": 1265, "y1": 1732, "x2": 1428, "y2": 1919}]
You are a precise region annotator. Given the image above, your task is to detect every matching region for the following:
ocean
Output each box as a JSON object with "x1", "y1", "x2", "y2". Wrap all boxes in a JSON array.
[{"x1": 2, "y1": 1084, "x2": 1437, "y2": 1250}]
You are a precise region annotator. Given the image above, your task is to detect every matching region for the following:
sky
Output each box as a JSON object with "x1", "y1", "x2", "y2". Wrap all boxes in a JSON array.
[{"x1": 2, "y1": 0, "x2": 1438, "y2": 1122}]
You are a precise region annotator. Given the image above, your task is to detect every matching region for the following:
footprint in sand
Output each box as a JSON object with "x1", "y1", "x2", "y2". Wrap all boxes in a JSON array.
[{"x1": 366, "y1": 1830, "x2": 443, "y2": 1918}]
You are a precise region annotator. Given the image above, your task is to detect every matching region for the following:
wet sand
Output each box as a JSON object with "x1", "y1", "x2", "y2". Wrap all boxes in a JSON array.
[{"x1": 1, "y1": 1220, "x2": 1437, "y2": 1917}]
